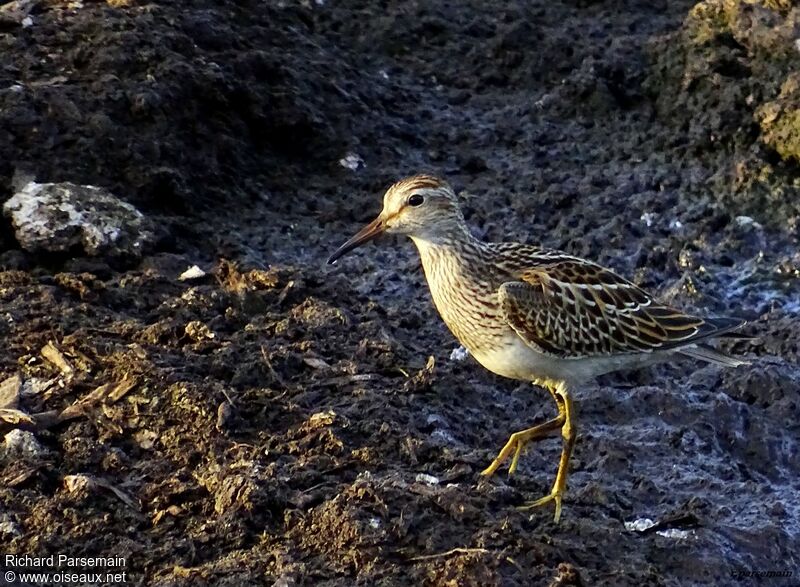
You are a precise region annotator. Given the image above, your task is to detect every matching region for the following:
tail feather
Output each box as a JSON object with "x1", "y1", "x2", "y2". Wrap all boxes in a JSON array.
[
  {"x1": 679, "y1": 344, "x2": 750, "y2": 367},
  {"x1": 717, "y1": 331, "x2": 757, "y2": 341},
  {"x1": 700, "y1": 316, "x2": 747, "y2": 338}
]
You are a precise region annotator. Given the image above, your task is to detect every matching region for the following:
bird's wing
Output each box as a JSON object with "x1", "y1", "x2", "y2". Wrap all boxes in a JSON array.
[{"x1": 498, "y1": 257, "x2": 740, "y2": 358}]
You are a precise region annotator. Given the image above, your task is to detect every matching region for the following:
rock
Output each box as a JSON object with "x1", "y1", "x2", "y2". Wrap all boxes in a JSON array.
[
  {"x1": 0, "y1": 374, "x2": 21, "y2": 409},
  {"x1": 0, "y1": 513, "x2": 20, "y2": 538},
  {"x1": 449, "y1": 346, "x2": 469, "y2": 362},
  {"x1": 2, "y1": 429, "x2": 45, "y2": 461},
  {"x1": 178, "y1": 265, "x2": 206, "y2": 280},
  {"x1": 63, "y1": 473, "x2": 92, "y2": 498},
  {"x1": 3, "y1": 181, "x2": 155, "y2": 257},
  {"x1": 414, "y1": 473, "x2": 440, "y2": 485},
  {"x1": 184, "y1": 320, "x2": 215, "y2": 342}
]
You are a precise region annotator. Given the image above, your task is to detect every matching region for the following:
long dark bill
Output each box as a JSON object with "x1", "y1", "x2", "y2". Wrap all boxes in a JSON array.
[{"x1": 327, "y1": 216, "x2": 385, "y2": 264}]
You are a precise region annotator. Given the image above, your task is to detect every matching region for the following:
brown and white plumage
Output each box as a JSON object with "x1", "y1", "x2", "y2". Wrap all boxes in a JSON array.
[
  {"x1": 328, "y1": 174, "x2": 748, "y2": 521},
  {"x1": 499, "y1": 249, "x2": 746, "y2": 362}
]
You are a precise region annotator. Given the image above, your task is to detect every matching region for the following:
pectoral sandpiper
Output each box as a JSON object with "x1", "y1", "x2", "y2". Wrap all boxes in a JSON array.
[{"x1": 328, "y1": 174, "x2": 748, "y2": 522}]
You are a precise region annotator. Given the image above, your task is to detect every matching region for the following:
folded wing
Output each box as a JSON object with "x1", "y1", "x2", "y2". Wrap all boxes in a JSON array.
[{"x1": 498, "y1": 258, "x2": 742, "y2": 359}]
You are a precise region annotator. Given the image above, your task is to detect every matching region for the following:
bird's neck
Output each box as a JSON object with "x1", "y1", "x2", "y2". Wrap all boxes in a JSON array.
[
  {"x1": 410, "y1": 229, "x2": 492, "y2": 291},
  {"x1": 410, "y1": 227, "x2": 486, "y2": 264},
  {"x1": 409, "y1": 228, "x2": 505, "y2": 354}
]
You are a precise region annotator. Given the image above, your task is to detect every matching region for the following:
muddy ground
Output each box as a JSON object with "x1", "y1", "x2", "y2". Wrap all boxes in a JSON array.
[{"x1": 1, "y1": 0, "x2": 799, "y2": 585}]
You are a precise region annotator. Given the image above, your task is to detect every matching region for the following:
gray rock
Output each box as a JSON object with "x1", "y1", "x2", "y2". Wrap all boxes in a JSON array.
[
  {"x1": 2, "y1": 429, "x2": 45, "y2": 461},
  {"x1": 3, "y1": 181, "x2": 155, "y2": 257},
  {"x1": 0, "y1": 512, "x2": 21, "y2": 538}
]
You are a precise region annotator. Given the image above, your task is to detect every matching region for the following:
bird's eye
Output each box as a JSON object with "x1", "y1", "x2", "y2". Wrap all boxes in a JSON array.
[{"x1": 408, "y1": 194, "x2": 424, "y2": 207}]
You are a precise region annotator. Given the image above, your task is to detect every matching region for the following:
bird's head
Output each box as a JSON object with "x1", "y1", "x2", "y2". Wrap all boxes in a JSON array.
[{"x1": 327, "y1": 174, "x2": 465, "y2": 264}]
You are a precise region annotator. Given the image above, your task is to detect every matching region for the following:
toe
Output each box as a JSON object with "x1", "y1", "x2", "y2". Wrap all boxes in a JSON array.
[{"x1": 516, "y1": 490, "x2": 565, "y2": 523}]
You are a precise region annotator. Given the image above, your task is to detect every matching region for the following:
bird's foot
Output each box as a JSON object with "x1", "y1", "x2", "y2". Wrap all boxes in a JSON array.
[
  {"x1": 479, "y1": 416, "x2": 563, "y2": 478},
  {"x1": 517, "y1": 488, "x2": 565, "y2": 523},
  {"x1": 479, "y1": 435, "x2": 522, "y2": 478}
]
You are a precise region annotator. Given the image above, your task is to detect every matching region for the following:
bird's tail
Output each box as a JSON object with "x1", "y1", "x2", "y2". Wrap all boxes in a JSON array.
[{"x1": 679, "y1": 344, "x2": 750, "y2": 367}]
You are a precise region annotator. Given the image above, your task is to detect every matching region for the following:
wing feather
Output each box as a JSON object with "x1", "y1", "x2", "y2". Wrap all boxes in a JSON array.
[{"x1": 498, "y1": 258, "x2": 741, "y2": 359}]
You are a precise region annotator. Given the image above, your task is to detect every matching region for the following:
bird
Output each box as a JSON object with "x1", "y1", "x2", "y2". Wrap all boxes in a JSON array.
[{"x1": 327, "y1": 174, "x2": 748, "y2": 522}]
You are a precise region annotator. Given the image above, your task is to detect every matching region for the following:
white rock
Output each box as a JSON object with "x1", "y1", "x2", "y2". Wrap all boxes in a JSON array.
[
  {"x1": 735, "y1": 215, "x2": 761, "y2": 229},
  {"x1": 415, "y1": 473, "x2": 440, "y2": 485},
  {"x1": 656, "y1": 527, "x2": 692, "y2": 539},
  {"x1": 338, "y1": 153, "x2": 365, "y2": 171},
  {"x1": 640, "y1": 212, "x2": 657, "y2": 227},
  {"x1": 624, "y1": 517, "x2": 655, "y2": 532},
  {"x1": 178, "y1": 265, "x2": 206, "y2": 280},
  {"x1": 449, "y1": 346, "x2": 469, "y2": 362},
  {"x1": 3, "y1": 181, "x2": 155, "y2": 256},
  {"x1": 2, "y1": 429, "x2": 45, "y2": 460},
  {"x1": 0, "y1": 513, "x2": 20, "y2": 537},
  {"x1": 19, "y1": 377, "x2": 54, "y2": 398},
  {"x1": 623, "y1": 518, "x2": 691, "y2": 539}
]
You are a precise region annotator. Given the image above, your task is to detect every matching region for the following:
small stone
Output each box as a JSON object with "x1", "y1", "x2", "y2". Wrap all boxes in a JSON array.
[
  {"x1": 640, "y1": 212, "x2": 657, "y2": 227},
  {"x1": 178, "y1": 265, "x2": 206, "y2": 280},
  {"x1": 216, "y1": 402, "x2": 233, "y2": 432},
  {"x1": 134, "y1": 429, "x2": 158, "y2": 450},
  {"x1": 184, "y1": 321, "x2": 215, "y2": 341},
  {"x1": 303, "y1": 356, "x2": 330, "y2": 370},
  {"x1": 449, "y1": 346, "x2": 469, "y2": 362},
  {"x1": 0, "y1": 513, "x2": 20, "y2": 537},
  {"x1": 0, "y1": 374, "x2": 21, "y2": 410},
  {"x1": 63, "y1": 474, "x2": 92, "y2": 497},
  {"x1": 2, "y1": 429, "x2": 45, "y2": 461},
  {"x1": 339, "y1": 153, "x2": 365, "y2": 171},
  {"x1": 655, "y1": 528, "x2": 692, "y2": 539},
  {"x1": 735, "y1": 215, "x2": 761, "y2": 229},
  {"x1": 415, "y1": 473, "x2": 440, "y2": 485},
  {"x1": 624, "y1": 517, "x2": 655, "y2": 532}
]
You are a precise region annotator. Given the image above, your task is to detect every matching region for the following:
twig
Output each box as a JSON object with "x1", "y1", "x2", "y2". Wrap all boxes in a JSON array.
[
  {"x1": 260, "y1": 345, "x2": 286, "y2": 389},
  {"x1": 9, "y1": 378, "x2": 137, "y2": 432},
  {"x1": 407, "y1": 547, "x2": 490, "y2": 562}
]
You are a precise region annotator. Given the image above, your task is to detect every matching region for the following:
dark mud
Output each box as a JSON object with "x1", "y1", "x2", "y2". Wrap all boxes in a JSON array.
[{"x1": 1, "y1": 0, "x2": 799, "y2": 585}]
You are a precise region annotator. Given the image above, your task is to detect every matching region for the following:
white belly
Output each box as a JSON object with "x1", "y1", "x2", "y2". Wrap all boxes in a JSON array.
[
  {"x1": 470, "y1": 334, "x2": 664, "y2": 386},
  {"x1": 470, "y1": 335, "x2": 564, "y2": 382}
]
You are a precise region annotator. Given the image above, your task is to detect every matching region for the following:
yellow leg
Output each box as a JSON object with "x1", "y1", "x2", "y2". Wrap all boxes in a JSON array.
[
  {"x1": 480, "y1": 384, "x2": 566, "y2": 478},
  {"x1": 479, "y1": 415, "x2": 564, "y2": 477},
  {"x1": 518, "y1": 383, "x2": 576, "y2": 523}
]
